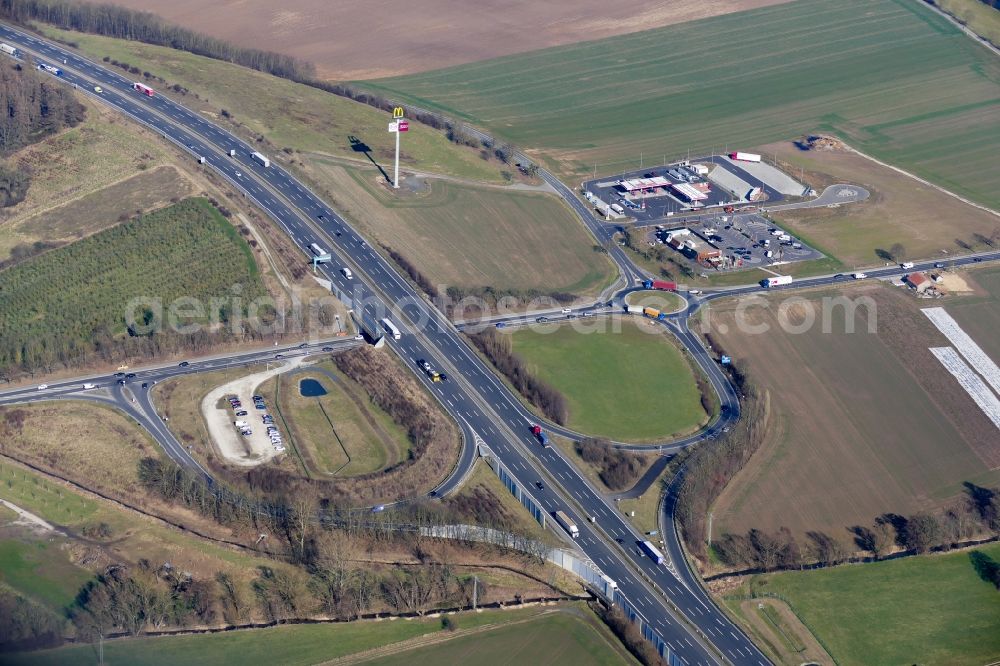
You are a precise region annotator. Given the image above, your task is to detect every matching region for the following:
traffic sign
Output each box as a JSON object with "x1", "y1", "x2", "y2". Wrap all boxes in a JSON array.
[{"x1": 397, "y1": 120, "x2": 409, "y2": 132}]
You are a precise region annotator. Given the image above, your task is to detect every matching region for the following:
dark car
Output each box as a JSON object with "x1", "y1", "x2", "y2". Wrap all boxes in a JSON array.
[
  {"x1": 114, "y1": 372, "x2": 125, "y2": 377},
  {"x1": 322, "y1": 346, "x2": 333, "y2": 352},
  {"x1": 298, "y1": 343, "x2": 308, "y2": 348},
  {"x1": 536, "y1": 316, "x2": 549, "y2": 323},
  {"x1": 973, "y1": 257, "x2": 983, "y2": 262},
  {"x1": 236, "y1": 410, "x2": 248, "y2": 417},
  {"x1": 126, "y1": 373, "x2": 136, "y2": 379},
  {"x1": 117, "y1": 378, "x2": 126, "y2": 385},
  {"x1": 179, "y1": 361, "x2": 190, "y2": 367},
  {"x1": 141, "y1": 382, "x2": 148, "y2": 389},
  {"x1": 535, "y1": 481, "x2": 544, "y2": 490},
  {"x1": 274, "y1": 354, "x2": 283, "y2": 359},
  {"x1": 438, "y1": 373, "x2": 448, "y2": 381}
]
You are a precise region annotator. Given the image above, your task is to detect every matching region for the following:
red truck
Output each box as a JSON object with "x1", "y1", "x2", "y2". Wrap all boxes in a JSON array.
[
  {"x1": 643, "y1": 279, "x2": 677, "y2": 291},
  {"x1": 133, "y1": 82, "x2": 155, "y2": 97},
  {"x1": 530, "y1": 424, "x2": 549, "y2": 447}
]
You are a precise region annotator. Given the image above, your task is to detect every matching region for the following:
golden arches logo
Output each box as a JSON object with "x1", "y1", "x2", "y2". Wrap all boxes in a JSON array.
[{"x1": 392, "y1": 107, "x2": 404, "y2": 119}]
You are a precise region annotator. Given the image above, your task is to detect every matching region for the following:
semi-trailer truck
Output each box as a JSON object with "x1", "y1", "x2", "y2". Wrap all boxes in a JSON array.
[
  {"x1": 554, "y1": 510, "x2": 579, "y2": 538},
  {"x1": 529, "y1": 424, "x2": 549, "y2": 447},
  {"x1": 642, "y1": 279, "x2": 677, "y2": 291},
  {"x1": 0, "y1": 43, "x2": 20, "y2": 57},
  {"x1": 381, "y1": 317, "x2": 401, "y2": 340},
  {"x1": 761, "y1": 275, "x2": 793, "y2": 288},
  {"x1": 729, "y1": 152, "x2": 761, "y2": 163},
  {"x1": 37, "y1": 63, "x2": 61, "y2": 75},
  {"x1": 251, "y1": 151, "x2": 271, "y2": 168},
  {"x1": 132, "y1": 82, "x2": 154, "y2": 96},
  {"x1": 639, "y1": 540, "x2": 665, "y2": 564},
  {"x1": 626, "y1": 305, "x2": 644, "y2": 315}
]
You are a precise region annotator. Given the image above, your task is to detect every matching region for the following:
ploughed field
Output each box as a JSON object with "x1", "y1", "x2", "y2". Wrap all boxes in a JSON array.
[
  {"x1": 74, "y1": 0, "x2": 792, "y2": 80},
  {"x1": 705, "y1": 282, "x2": 1000, "y2": 545}
]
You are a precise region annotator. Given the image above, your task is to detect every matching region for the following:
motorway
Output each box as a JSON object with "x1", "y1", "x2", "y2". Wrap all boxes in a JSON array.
[
  {"x1": 3, "y1": 23, "x2": 1000, "y2": 665},
  {"x1": 0, "y1": 23, "x2": 772, "y2": 665}
]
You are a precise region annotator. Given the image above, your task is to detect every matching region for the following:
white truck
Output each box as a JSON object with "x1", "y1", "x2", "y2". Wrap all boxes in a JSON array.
[
  {"x1": 82, "y1": 382, "x2": 97, "y2": 390},
  {"x1": 251, "y1": 151, "x2": 270, "y2": 168},
  {"x1": 852, "y1": 272, "x2": 867, "y2": 279},
  {"x1": 0, "y1": 43, "x2": 20, "y2": 57},
  {"x1": 729, "y1": 151, "x2": 762, "y2": 163},
  {"x1": 611, "y1": 203, "x2": 625, "y2": 215},
  {"x1": 381, "y1": 317, "x2": 401, "y2": 340},
  {"x1": 761, "y1": 275, "x2": 793, "y2": 288},
  {"x1": 554, "y1": 510, "x2": 579, "y2": 538}
]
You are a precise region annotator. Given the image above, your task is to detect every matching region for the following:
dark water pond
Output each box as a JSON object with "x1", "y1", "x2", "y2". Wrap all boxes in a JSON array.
[{"x1": 299, "y1": 378, "x2": 328, "y2": 397}]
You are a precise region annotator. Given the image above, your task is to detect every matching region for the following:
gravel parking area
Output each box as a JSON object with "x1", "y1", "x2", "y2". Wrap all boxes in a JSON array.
[{"x1": 200, "y1": 357, "x2": 304, "y2": 466}]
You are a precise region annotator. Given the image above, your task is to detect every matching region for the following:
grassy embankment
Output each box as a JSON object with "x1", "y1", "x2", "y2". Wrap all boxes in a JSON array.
[
  {"x1": 511, "y1": 319, "x2": 708, "y2": 442},
  {"x1": 39, "y1": 26, "x2": 616, "y2": 298},
  {"x1": 0, "y1": 97, "x2": 193, "y2": 261},
  {"x1": 725, "y1": 541, "x2": 1000, "y2": 665},
  {"x1": 303, "y1": 161, "x2": 615, "y2": 296},
  {"x1": 367, "y1": 0, "x2": 1000, "y2": 211},
  {"x1": 38, "y1": 25, "x2": 505, "y2": 184}
]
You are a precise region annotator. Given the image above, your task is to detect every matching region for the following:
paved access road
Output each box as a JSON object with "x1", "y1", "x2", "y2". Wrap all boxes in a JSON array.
[{"x1": 0, "y1": 24, "x2": 774, "y2": 665}]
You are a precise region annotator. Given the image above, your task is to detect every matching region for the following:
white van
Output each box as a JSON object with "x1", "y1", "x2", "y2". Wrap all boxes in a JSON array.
[
  {"x1": 900, "y1": 262, "x2": 914, "y2": 269},
  {"x1": 341, "y1": 267, "x2": 353, "y2": 279},
  {"x1": 234, "y1": 420, "x2": 249, "y2": 428}
]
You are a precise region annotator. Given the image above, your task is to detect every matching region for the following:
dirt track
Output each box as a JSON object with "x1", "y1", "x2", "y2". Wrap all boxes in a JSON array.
[{"x1": 80, "y1": 0, "x2": 792, "y2": 80}]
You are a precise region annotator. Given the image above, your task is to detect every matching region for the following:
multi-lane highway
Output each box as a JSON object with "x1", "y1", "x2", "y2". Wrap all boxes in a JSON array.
[
  {"x1": 0, "y1": 24, "x2": 777, "y2": 665},
  {"x1": 4, "y1": 23, "x2": 998, "y2": 665}
]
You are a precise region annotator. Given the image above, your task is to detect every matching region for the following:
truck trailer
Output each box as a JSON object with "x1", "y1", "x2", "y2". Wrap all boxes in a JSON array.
[
  {"x1": 37, "y1": 63, "x2": 61, "y2": 76},
  {"x1": 761, "y1": 275, "x2": 793, "y2": 288},
  {"x1": 626, "y1": 305, "x2": 644, "y2": 315},
  {"x1": 529, "y1": 424, "x2": 550, "y2": 447},
  {"x1": 132, "y1": 82, "x2": 154, "y2": 96},
  {"x1": 0, "y1": 43, "x2": 20, "y2": 57},
  {"x1": 380, "y1": 318, "x2": 401, "y2": 340},
  {"x1": 640, "y1": 540, "x2": 665, "y2": 564},
  {"x1": 643, "y1": 279, "x2": 677, "y2": 291},
  {"x1": 251, "y1": 151, "x2": 271, "y2": 168},
  {"x1": 554, "y1": 510, "x2": 579, "y2": 538},
  {"x1": 729, "y1": 152, "x2": 761, "y2": 163}
]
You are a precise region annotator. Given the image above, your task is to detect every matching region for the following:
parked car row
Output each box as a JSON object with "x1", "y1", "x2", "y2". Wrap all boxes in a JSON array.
[{"x1": 228, "y1": 394, "x2": 284, "y2": 453}]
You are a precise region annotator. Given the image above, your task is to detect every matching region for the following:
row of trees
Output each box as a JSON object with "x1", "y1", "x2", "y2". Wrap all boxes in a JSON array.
[
  {"x1": 384, "y1": 245, "x2": 439, "y2": 299},
  {"x1": 468, "y1": 328, "x2": 569, "y2": 425},
  {"x1": 674, "y1": 371, "x2": 768, "y2": 560},
  {"x1": 714, "y1": 487, "x2": 1000, "y2": 571},
  {"x1": 576, "y1": 437, "x2": 649, "y2": 491},
  {"x1": 0, "y1": 586, "x2": 64, "y2": 651},
  {"x1": 71, "y1": 552, "x2": 495, "y2": 645}
]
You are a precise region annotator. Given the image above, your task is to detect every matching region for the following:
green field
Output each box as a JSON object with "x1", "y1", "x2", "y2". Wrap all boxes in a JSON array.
[
  {"x1": 737, "y1": 542, "x2": 1000, "y2": 665},
  {"x1": 6, "y1": 605, "x2": 618, "y2": 666},
  {"x1": 367, "y1": 606, "x2": 636, "y2": 666},
  {"x1": 308, "y1": 161, "x2": 614, "y2": 294},
  {"x1": 40, "y1": 26, "x2": 508, "y2": 184},
  {"x1": 0, "y1": 197, "x2": 264, "y2": 373},
  {"x1": 272, "y1": 365, "x2": 410, "y2": 477},
  {"x1": 366, "y1": 0, "x2": 1000, "y2": 208},
  {"x1": 512, "y1": 320, "x2": 708, "y2": 441},
  {"x1": 0, "y1": 537, "x2": 92, "y2": 611}
]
